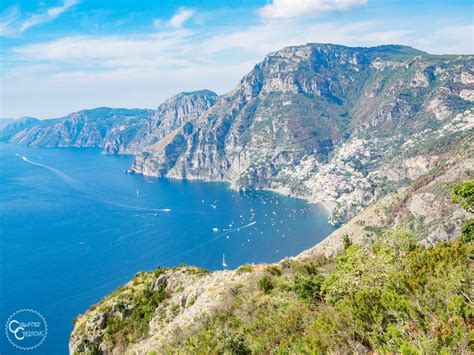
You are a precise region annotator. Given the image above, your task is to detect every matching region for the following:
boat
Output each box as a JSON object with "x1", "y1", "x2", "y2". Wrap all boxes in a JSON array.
[
  {"x1": 222, "y1": 254, "x2": 228, "y2": 268},
  {"x1": 212, "y1": 227, "x2": 219, "y2": 232}
]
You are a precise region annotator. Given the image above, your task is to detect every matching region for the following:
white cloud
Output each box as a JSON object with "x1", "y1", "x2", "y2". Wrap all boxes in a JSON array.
[
  {"x1": 12, "y1": 31, "x2": 192, "y2": 62},
  {"x1": 0, "y1": 5, "x2": 20, "y2": 36},
  {"x1": 259, "y1": 0, "x2": 367, "y2": 18},
  {"x1": 20, "y1": 0, "x2": 79, "y2": 33},
  {"x1": 402, "y1": 25, "x2": 474, "y2": 56},
  {"x1": 169, "y1": 8, "x2": 195, "y2": 28},
  {"x1": 154, "y1": 7, "x2": 195, "y2": 30},
  {"x1": 0, "y1": 0, "x2": 79, "y2": 37}
]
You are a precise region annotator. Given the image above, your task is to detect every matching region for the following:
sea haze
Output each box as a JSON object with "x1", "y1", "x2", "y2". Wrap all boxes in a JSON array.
[{"x1": 0, "y1": 142, "x2": 335, "y2": 354}]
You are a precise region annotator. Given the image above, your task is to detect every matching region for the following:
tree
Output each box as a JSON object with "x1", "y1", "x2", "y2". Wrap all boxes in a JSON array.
[
  {"x1": 452, "y1": 179, "x2": 474, "y2": 243},
  {"x1": 342, "y1": 234, "x2": 352, "y2": 250},
  {"x1": 451, "y1": 179, "x2": 474, "y2": 213}
]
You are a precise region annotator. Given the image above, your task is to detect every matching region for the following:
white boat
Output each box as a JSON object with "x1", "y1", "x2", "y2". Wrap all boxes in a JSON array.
[
  {"x1": 212, "y1": 227, "x2": 219, "y2": 232},
  {"x1": 222, "y1": 254, "x2": 228, "y2": 268}
]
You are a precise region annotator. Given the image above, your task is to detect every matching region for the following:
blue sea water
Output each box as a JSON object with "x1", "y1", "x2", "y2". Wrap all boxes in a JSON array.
[{"x1": 0, "y1": 142, "x2": 335, "y2": 354}]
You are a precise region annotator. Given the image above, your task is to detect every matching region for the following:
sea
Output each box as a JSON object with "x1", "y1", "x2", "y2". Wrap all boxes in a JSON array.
[{"x1": 0, "y1": 142, "x2": 335, "y2": 354}]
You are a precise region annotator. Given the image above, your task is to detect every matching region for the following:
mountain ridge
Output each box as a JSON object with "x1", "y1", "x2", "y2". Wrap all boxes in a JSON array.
[{"x1": 1, "y1": 43, "x2": 473, "y2": 226}]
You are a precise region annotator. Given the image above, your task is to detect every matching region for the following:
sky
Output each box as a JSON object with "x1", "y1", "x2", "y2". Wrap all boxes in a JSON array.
[{"x1": 0, "y1": 0, "x2": 473, "y2": 118}]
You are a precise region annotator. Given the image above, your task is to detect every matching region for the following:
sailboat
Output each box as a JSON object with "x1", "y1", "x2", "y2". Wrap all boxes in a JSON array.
[{"x1": 222, "y1": 253, "x2": 228, "y2": 268}]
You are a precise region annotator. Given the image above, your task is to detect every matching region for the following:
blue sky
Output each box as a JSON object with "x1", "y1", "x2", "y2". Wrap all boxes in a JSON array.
[{"x1": 1, "y1": 0, "x2": 473, "y2": 118}]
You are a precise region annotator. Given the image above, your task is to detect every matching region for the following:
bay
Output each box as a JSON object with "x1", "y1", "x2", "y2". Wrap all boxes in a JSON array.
[{"x1": 0, "y1": 142, "x2": 335, "y2": 354}]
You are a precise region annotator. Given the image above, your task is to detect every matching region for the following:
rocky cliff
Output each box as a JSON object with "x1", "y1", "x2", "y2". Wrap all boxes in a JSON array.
[
  {"x1": 0, "y1": 90, "x2": 217, "y2": 155},
  {"x1": 1, "y1": 108, "x2": 153, "y2": 150},
  {"x1": 0, "y1": 116, "x2": 39, "y2": 140},
  {"x1": 130, "y1": 44, "x2": 473, "y2": 223},
  {"x1": 103, "y1": 90, "x2": 218, "y2": 154}
]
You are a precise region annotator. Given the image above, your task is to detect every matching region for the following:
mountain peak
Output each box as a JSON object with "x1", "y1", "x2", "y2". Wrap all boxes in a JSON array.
[{"x1": 176, "y1": 89, "x2": 218, "y2": 97}]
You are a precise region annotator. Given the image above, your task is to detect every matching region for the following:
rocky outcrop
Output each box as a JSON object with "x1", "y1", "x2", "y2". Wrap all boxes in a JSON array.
[{"x1": 69, "y1": 266, "x2": 263, "y2": 354}]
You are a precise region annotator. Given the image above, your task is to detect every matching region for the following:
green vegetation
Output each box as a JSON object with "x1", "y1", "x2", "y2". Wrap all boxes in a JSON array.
[
  {"x1": 180, "y1": 180, "x2": 474, "y2": 353},
  {"x1": 452, "y1": 179, "x2": 474, "y2": 243},
  {"x1": 460, "y1": 219, "x2": 474, "y2": 243},
  {"x1": 183, "y1": 230, "x2": 473, "y2": 354},
  {"x1": 236, "y1": 264, "x2": 254, "y2": 274},
  {"x1": 258, "y1": 275, "x2": 274, "y2": 294},
  {"x1": 452, "y1": 179, "x2": 474, "y2": 213},
  {"x1": 102, "y1": 284, "x2": 167, "y2": 348},
  {"x1": 75, "y1": 180, "x2": 474, "y2": 354},
  {"x1": 293, "y1": 273, "x2": 324, "y2": 303},
  {"x1": 342, "y1": 233, "x2": 352, "y2": 249}
]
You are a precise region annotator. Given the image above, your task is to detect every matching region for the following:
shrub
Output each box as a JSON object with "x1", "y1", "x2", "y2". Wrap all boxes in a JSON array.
[
  {"x1": 236, "y1": 265, "x2": 254, "y2": 274},
  {"x1": 451, "y1": 179, "x2": 474, "y2": 212},
  {"x1": 294, "y1": 274, "x2": 324, "y2": 302},
  {"x1": 265, "y1": 265, "x2": 282, "y2": 276},
  {"x1": 342, "y1": 234, "x2": 352, "y2": 249},
  {"x1": 217, "y1": 329, "x2": 251, "y2": 355},
  {"x1": 259, "y1": 275, "x2": 274, "y2": 294},
  {"x1": 104, "y1": 284, "x2": 167, "y2": 346},
  {"x1": 460, "y1": 218, "x2": 474, "y2": 243}
]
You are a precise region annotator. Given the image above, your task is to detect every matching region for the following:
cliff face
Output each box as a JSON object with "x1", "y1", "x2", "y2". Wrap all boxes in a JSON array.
[
  {"x1": 130, "y1": 44, "x2": 473, "y2": 223},
  {"x1": 103, "y1": 90, "x2": 218, "y2": 154},
  {"x1": 0, "y1": 116, "x2": 39, "y2": 140},
  {"x1": 2, "y1": 108, "x2": 153, "y2": 150},
  {"x1": 0, "y1": 90, "x2": 217, "y2": 156}
]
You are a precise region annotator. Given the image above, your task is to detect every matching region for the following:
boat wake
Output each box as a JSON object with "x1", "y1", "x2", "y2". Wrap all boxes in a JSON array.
[
  {"x1": 222, "y1": 221, "x2": 256, "y2": 232},
  {"x1": 16, "y1": 153, "x2": 171, "y2": 214},
  {"x1": 16, "y1": 154, "x2": 78, "y2": 187}
]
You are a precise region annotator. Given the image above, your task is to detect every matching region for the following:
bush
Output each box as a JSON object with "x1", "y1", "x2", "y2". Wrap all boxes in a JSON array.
[
  {"x1": 451, "y1": 179, "x2": 474, "y2": 212},
  {"x1": 259, "y1": 275, "x2": 274, "y2": 294},
  {"x1": 342, "y1": 234, "x2": 352, "y2": 249},
  {"x1": 460, "y1": 218, "x2": 474, "y2": 243},
  {"x1": 217, "y1": 329, "x2": 251, "y2": 355},
  {"x1": 265, "y1": 265, "x2": 282, "y2": 276},
  {"x1": 294, "y1": 274, "x2": 324, "y2": 302},
  {"x1": 236, "y1": 265, "x2": 254, "y2": 274},
  {"x1": 104, "y1": 284, "x2": 167, "y2": 346}
]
